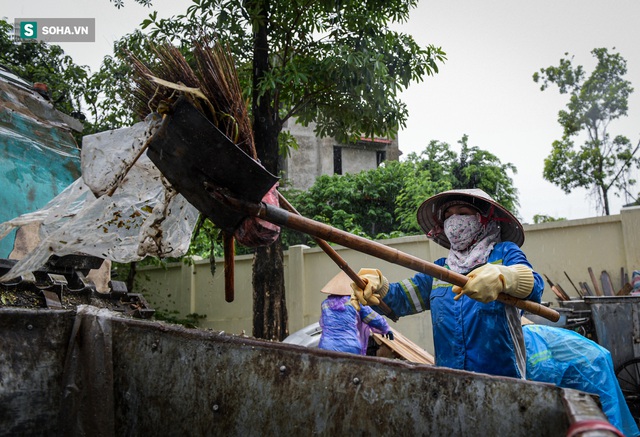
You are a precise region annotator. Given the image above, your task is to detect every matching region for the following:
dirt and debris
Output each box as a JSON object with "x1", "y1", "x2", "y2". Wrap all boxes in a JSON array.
[
  {"x1": 0, "y1": 253, "x2": 155, "y2": 318},
  {"x1": 0, "y1": 280, "x2": 154, "y2": 318}
]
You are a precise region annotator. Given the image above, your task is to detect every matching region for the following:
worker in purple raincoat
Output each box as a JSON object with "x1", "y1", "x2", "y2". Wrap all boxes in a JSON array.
[{"x1": 318, "y1": 271, "x2": 393, "y2": 355}]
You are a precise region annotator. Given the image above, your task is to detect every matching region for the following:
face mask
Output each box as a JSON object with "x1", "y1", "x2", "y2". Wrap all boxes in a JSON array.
[{"x1": 444, "y1": 214, "x2": 483, "y2": 251}]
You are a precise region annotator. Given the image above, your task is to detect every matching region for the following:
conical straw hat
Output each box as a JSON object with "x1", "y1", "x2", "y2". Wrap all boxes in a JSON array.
[
  {"x1": 320, "y1": 270, "x2": 353, "y2": 296},
  {"x1": 416, "y1": 188, "x2": 524, "y2": 249}
]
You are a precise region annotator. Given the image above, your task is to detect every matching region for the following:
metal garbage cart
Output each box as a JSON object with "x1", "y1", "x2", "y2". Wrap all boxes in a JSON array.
[
  {"x1": 558, "y1": 298, "x2": 597, "y2": 339},
  {"x1": 525, "y1": 300, "x2": 594, "y2": 338},
  {"x1": 527, "y1": 296, "x2": 640, "y2": 422},
  {"x1": 584, "y1": 295, "x2": 640, "y2": 421}
]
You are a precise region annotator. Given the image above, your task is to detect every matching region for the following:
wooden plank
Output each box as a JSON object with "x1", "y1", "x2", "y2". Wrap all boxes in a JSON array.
[
  {"x1": 588, "y1": 267, "x2": 603, "y2": 296},
  {"x1": 617, "y1": 283, "x2": 633, "y2": 296},
  {"x1": 555, "y1": 283, "x2": 571, "y2": 301},
  {"x1": 580, "y1": 282, "x2": 593, "y2": 297},
  {"x1": 373, "y1": 331, "x2": 435, "y2": 365},
  {"x1": 544, "y1": 274, "x2": 569, "y2": 301},
  {"x1": 600, "y1": 271, "x2": 614, "y2": 296}
]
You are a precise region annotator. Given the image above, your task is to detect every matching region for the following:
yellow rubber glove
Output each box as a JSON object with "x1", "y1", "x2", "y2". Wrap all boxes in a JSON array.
[
  {"x1": 452, "y1": 264, "x2": 534, "y2": 303},
  {"x1": 350, "y1": 268, "x2": 389, "y2": 311}
]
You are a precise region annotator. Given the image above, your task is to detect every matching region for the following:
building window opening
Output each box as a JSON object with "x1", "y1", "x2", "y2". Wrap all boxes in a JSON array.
[
  {"x1": 376, "y1": 150, "x2": 386, "y2": 167},
  {"x1": 333, "y1": 146, "x2": 342, "y2": 175}
]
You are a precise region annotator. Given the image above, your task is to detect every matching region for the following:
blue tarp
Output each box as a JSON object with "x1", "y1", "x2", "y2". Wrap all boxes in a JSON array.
[
  {"x1": 0, "y1": 74, "x2": 81, "y2": 257},
  {"x1": 524, "y1": 324, "x2": 640, "y2": 436}
]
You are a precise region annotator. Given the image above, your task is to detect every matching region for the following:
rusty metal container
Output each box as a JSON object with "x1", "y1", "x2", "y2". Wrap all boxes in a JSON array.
[
  {"x1": 584, "y1": 295, "x2": 640, "y2": 371},
  {"x1": 560, "y1": 298, "x2": 591, "y2": 313},
  {"x1": 0, "y1": 306, "x2": 610, "y2": 436}
]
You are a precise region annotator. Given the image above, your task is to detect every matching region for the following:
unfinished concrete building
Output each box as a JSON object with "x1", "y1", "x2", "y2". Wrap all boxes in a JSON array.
[{"x1": 280, "y1": 118, "x2": 401, "y2": 190}]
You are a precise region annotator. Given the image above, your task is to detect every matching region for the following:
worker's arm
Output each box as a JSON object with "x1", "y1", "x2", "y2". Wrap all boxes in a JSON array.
[
  {"x1": 351, "y1": 267, "x2": 435, "y2": 318},
  {"x1": 359, "y1": 304, "x2": 392, "y2": 335}
]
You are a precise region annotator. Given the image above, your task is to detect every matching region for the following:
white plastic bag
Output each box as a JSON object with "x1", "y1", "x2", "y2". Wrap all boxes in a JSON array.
[{"x1": 0, "y1": 116, "x2": 199, "y2": 281}]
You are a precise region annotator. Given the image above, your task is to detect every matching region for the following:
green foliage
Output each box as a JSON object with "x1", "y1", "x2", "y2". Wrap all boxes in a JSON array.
[
  {"x1": 0, "y1": 20, "x2": 89, "y2": 125},
  {"x1": 451, "y1": 135, "x2": 520, "y2": 212},
  {"x1": 533, "y1": 214, "x2": 566, "y2": 224},
  {"x1": 184, "y1": 216, "x2": 223, "y2": 259},
  {"x1": 278, "y1": 130, "x2": 299, "y2": 158},
  {"x1": 395, "y1": 141, "x2": 455, "y2": 232},
  {"x1": 145, "y1": 0, "x2": 446, "y2": 145},
  {"x1": 534, "y1": 48, "x2": 639, "y2": 215},
  {"x1": 83, "y1": 30, "x2": 154, "y2": 134},
  {"x1": 109, "y1": 0, "x2": 152, "y2": 9},
  {"x1": 283, "y1": 160, "x2": 414, "y2": 241},
  {"x1": 281, "y1": 136, "x2": 519, "y2": 245}
]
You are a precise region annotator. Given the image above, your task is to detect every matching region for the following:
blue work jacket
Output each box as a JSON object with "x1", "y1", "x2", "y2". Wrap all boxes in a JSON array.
[{"x1": 381, "y1": 241, "x2": 544, "y2": 378}]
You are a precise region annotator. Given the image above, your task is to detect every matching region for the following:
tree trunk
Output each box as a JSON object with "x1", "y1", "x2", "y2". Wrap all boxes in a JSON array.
[
  {"x1": 600, "y1": 183, "x2": 610, "y2": 216},
  {"x1": 249, "y1": 0, "x2": 289, "y2": 340},
  {"x1": 252, "y1": 238, "x2": 288, "y2": 340}
]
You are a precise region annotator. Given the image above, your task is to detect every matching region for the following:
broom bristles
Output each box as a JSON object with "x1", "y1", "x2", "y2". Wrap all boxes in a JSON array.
[{"x1": 128, "y1": 37, "x2": 255, "y2": 158}]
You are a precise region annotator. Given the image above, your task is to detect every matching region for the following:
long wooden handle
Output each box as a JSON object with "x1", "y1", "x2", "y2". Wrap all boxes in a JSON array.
[
  {"x1": 214, "y1": 189, "x2": 559, "y2": 323},
  {"x1": 223, "y1": 232, "x2": 235, "y2": 303},
  {"x1": 588, "y1": 267, "x2": 603, "y2": 296},
  {"x1": 277, "y1": 193, "x2": 399, "y2": 321}
]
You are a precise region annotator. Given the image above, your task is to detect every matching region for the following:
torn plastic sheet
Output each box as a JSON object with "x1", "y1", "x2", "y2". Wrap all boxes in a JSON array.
[
  {"x1": 0, "y1": 72, "x2": 82, "y2": 257},
  {"x1": 0, "y1": 116, "x2": 199, "y2": 281}
]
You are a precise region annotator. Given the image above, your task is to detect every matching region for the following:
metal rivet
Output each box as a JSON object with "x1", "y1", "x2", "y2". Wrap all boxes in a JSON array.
[
  {"x1": 212, "y1": 404, "x2": 219, "y2": 412},
  {"x1": 26, "y1": 324, "x2": 33, "y2": 330},
  {"x1": 280, "y1": 365, "x2": 287, "y2": 372},
  {"x1": 353, "y1": 377, "x2": 360, "y2": 385}
]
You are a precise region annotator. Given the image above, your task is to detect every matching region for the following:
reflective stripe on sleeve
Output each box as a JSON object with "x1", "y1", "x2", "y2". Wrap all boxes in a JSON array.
[
  {"x1": 432, "y1": 279, "x2": 452, "y2": 289},
  {"x1": 362, "y1": 312, "x2": 377, "y2": 324},
  {"x1": 399, "y1": 278, "x2": 426, "y2": 313}
]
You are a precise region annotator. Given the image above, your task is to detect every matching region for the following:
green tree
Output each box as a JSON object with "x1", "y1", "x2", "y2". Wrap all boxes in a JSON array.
[
  {"x1": 533, "y1": 214, "x2": 566, "y2": 224},
  {"x1": 450, "y1": 134, "x2": 519, "y2": 213},
  {"x1": 143, "y1": 0, "x2": 446, "y2": 340},
  {"x1": 283, "y1": 160, "x2": 415, "y2": 243},
  {"x1": 533, "y1": 48, "x2": 640, "y2": 215},
  {"x1": 397, "y1": 136, "x2": 520, "y2": 226},
  {"x1": 83, "y1": 30, "x2": 154, "y2": 134},
  {"x1": 395, "y1": 141, "x2": 456, "y2": 232},
  {"x1": 0, "y1": 19, "x2": 89, "y2": 125}
]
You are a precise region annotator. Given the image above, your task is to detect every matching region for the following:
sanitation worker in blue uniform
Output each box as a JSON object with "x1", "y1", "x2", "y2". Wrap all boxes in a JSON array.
[
  {"x1": 318, "y1": 271, "x2": 393, "y2": 355},
  {"x1": 350, "y1": 189, "x2": 544, "y2": 378}
]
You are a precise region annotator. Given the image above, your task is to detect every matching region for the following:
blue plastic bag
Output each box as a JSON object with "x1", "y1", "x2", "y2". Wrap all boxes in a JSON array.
[{"x1": 524, "y1": 324, "x2": 639, "y2": 436}]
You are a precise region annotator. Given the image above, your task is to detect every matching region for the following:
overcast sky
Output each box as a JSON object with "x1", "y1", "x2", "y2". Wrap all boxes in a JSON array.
[{"x1": 4, "y1": 0, "x2": 640, "y2": 223}]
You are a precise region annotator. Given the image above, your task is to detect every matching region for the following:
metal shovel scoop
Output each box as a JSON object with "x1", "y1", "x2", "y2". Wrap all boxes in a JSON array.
[{"x1": 146, "y1": 97, "x2": 279, "y2": 234}]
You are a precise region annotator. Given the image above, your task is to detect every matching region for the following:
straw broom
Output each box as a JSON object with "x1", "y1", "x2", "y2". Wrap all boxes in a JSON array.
[
  {"x1": 129, "y1": 40, "x2": 256, "y2": 157},
  {"x1": 128, "y1": 38, "x2": 258, "y2": 302}
]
